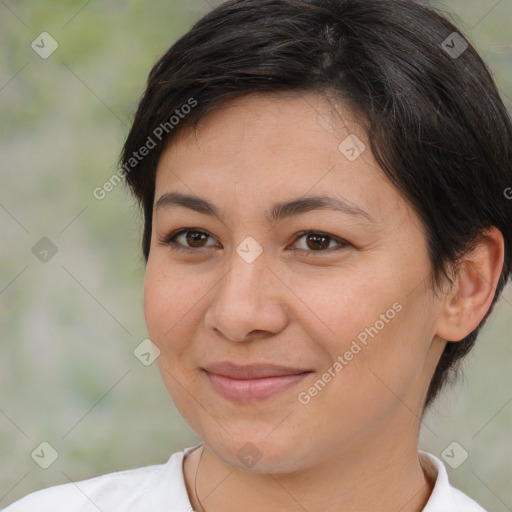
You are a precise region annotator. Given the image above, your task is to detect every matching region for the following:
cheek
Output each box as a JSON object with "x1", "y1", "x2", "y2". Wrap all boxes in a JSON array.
[
  {"x1": 143, "y1": 263, "x2": 168, "y2": 344},
  {"x1": 293, "y1": 261, "x2": 433, "y2": 394},
  {"x1": 143, "y1": 260, "x2": 199, "y2": 351},
  {"x1": 143, "y1": 261, "x2": 207, "y2": 416},
  {"x1": 288, "y1": 263, "x2": 396, "y2": 354}
]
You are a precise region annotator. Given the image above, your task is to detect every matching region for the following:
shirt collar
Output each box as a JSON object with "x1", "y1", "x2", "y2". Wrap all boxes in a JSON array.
[
  {"x1": 419, "y1": 451, "x2": 459, "y2": 511},
  {"x1": 150, "y1": 447, "x2": 473, "y2": 512}
]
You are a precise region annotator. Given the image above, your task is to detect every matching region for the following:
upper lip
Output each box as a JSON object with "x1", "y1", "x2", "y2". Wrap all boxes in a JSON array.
[{"x1": 203, "y1": 362, "x2": 312, "y2": 379}]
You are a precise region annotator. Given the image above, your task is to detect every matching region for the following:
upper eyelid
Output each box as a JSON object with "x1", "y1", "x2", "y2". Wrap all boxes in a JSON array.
[
  {"x1": 160, "y1": 228, "x2": 347, "y2": 250},
  {"x1": 159, "y1": 228, "x2": 217, "y2": 244}
]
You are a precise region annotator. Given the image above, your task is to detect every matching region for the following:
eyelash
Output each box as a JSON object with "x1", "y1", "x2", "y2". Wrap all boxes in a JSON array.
[{"x1": 158, "y1": 228, "x2": 350, "y2": 255}]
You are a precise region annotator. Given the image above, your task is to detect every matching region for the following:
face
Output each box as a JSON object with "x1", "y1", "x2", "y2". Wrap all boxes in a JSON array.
[{"x1": 144, "y1": 92, "x2": 447, "y2": 473}]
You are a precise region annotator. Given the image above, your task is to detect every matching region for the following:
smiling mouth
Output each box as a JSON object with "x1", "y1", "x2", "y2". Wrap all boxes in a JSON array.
[{"x1": 202, "y1": 362, "x2": 313, "y2": 403}]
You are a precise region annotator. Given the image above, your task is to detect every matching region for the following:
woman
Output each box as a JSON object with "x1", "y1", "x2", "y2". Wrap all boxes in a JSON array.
[{"x1": 5, "y1": 0, "x2": 511, "y2": 510}]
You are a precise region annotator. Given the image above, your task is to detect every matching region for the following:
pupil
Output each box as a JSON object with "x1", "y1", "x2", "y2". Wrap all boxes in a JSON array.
[
  {"x1": 187, "y1": 231, "x2": 206, "y2": 247},
  {"x1": 308, "y1": 234, "x2": 328, "y2": 250}
]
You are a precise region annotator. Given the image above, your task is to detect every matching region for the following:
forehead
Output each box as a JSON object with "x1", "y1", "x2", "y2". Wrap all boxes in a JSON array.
[{"x1": 153, "y1": 92, "x2": 412, "y2": 228}]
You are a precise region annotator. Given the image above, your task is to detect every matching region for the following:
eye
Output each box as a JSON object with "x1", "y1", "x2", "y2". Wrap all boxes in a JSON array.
[
  {"x1": 158, "y1": 228, "x2": 349, "y2": 254},
  {"x1": 290, "y1": 231, "x2": 349, "y2": 254},
  {"x1": 158, "y1": 228, "x2": 218, "y2": 252}
]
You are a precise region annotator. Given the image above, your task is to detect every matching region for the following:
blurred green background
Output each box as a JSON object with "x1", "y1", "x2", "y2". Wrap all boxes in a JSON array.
[{"x1": 0, "y1": 0, "x2": 510, "y2": 509}]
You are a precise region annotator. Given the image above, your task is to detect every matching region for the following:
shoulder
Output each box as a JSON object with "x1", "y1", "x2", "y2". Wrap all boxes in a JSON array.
[
  {"x1": 2, "y1": 447, "x2": 195, "y2": 512},
  {"x1": 419, "y1": 451, "x2": 487, "y2": 512},
  {"x1": 2, "y1": 465, "x2": 161, "y2": 512}
]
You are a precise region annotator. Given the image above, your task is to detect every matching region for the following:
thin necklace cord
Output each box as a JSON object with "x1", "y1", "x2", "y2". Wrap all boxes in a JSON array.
[{"x1": 193, "y1": 444, "x2": 206, "y2": 512}]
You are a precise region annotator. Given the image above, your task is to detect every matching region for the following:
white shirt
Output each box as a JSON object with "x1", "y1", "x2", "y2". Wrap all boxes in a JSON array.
[{"x1": 2, "y1": 447, "x2": 486, "y2": 511}]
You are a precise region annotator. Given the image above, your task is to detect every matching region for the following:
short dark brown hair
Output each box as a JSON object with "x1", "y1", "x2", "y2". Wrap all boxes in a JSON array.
[{"x1": 121, "y1": 0, "x2": 512, "y2": 408}]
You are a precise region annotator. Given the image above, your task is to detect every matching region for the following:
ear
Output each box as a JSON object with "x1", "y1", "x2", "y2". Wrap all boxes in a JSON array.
[{"x1": 435, "y1": 226, "x2": 505, "y2": 342}]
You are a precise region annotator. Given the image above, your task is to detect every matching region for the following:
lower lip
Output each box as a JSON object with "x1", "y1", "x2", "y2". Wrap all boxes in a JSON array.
[{"x1": 205, "y1": 371, "x2": 311, "y2": 403}]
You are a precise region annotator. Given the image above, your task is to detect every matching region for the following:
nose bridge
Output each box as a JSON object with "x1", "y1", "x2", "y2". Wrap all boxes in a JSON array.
[
  {"x1": 221, "y1": 232, "x2": 270, "y2": 297},
  {"x1": 204, "y1": 241, "x2": 287, "y2": 342},
  {"x1": 228, "y1": 239, "x2": 268, "y2": 297}
]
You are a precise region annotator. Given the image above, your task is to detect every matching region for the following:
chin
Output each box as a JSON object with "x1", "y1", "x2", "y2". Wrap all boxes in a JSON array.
[{"x1": 202, "y1": 430, "x2": 313, "y2": 474}]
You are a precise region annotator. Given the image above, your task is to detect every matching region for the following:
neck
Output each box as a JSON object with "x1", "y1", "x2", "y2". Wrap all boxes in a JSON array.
[{"x1": 184, "y1": 420, "x2": 433, "y2": 512}]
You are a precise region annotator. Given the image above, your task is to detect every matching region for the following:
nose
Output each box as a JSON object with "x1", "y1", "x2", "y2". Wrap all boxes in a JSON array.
[{"x1": 203, "y1": 248, "x2": 289, "y2": 342}]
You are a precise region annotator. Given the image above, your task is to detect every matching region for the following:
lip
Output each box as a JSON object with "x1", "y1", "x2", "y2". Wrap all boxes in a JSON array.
[{"x1": 203, "y1": 362, "x2": 313, "y2": 403}]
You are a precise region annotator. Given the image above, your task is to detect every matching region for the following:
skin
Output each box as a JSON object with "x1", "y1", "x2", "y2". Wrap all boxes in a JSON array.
[{"x1": 143, "y1": 92, "x2": 504, "y2": 512}]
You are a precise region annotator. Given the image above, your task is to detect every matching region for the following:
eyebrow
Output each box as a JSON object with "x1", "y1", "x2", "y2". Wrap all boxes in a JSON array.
[{"x1": 154, "y1": 191, "x2": 375, "y2": 223}]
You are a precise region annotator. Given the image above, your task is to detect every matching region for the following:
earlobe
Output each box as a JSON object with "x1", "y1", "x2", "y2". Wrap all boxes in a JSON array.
[{"x1": 435, "y1": 227, "x2": 505, "y2": 342}]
